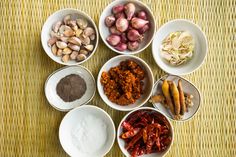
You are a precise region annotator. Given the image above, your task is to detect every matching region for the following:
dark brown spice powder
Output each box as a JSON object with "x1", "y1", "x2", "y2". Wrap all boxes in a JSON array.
[{"x1": 56, "y1": 74, "x2": 87, "y2": 102}]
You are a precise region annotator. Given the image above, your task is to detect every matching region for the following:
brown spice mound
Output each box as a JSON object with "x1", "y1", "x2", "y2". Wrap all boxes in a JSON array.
[
  {"x1": 101, "y1": 60, "x2": 145, "y2": 105},
  {"x1": 56, "y1": 74, "x2": 87, "y2": 102}
]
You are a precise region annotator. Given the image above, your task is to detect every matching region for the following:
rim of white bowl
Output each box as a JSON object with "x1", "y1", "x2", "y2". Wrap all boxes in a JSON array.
[
  {"x1": 99, "y1": 0, "x2": 156, "y2": 55},
  {"x1": 152, "y1": 19, "x2": 208, "y2": 75},
  {"x1": 151, "y1": 74, "x2": 202, "y2": 122},
  {"x1": 117, "y1": 106, "x2": 174, "y2": 157},
  {"x1": 59, "y1": 105, "x2": 116, "y2": 156},
  {"x1": 97, "y1": 55, "x2": 154, "y2": 111},
  {"x1": 41, "y1": 8, "x2": 99, "y2": 65},
  {"x1": 44, "y1": 65, "x2": 96, "y2": 112}
]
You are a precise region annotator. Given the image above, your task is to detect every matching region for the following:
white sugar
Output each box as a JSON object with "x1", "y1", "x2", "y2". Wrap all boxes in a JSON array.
[{"x1": 71, "y1": 114, "x2": 107, "y2": 155}]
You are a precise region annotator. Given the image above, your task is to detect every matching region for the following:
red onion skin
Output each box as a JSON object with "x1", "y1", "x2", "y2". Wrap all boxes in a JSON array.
[
  {"x1": 127, "y1": 29, "x2": 142, "y2": 41},
  {"x1": 115, "y1": 12, "x2": 126, "y2": 19},
  {"x1": 124, "y1": 3, "x2": 135, "y2": 20},
  {"x1": 137, "y1": 11, "x2": 147, "y2": 20},
  {"x1": 106, "y1": 34, "x2": 121, "y2": 46},
  {"x1": 109, "y1": 26, "x2": 122, "y2": 35},
  {"x1": 112, "y1": 5, "x2": 124, "y2": 14},
  {"x1": 105, "y1": 15, "x2": 116, "y2": 27},
  {"x1": 131, "y1": 17, "x2": 149, "y2": 29},
  {"x1": 115, "y1": 43, "x2": 127, "y2": 51},
  {"x1": 120, "y1": 33, "x2": 128, "y2": 43},
  {"x1": 127, "y1": 41, "x2": 139, "y2": 51},
  {"x1": 138, "y1": 24, "x2": 149, "y2": 34},
  {"x1": 116, "y1": 17, "x2": 128, "y2": 32}
]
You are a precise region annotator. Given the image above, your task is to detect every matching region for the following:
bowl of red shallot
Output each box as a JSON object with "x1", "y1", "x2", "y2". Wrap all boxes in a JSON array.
[
  {"x1": 117, "y1": 107, "x2": 173, "y2": 157},
  {"x1": 99, "y1": 0, "x2": 156, "y2": 55}
]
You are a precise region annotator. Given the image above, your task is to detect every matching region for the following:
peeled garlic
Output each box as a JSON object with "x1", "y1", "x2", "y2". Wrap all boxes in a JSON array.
[
  {"x1": 80, "y1": 36, "x2": 90, "y2": 45},
  {"x1": 90, "y1": 34, "x2": 95, "y2": 41},
  {"x1": 68, "y1": 43, "x2": 80, "y2": 51},
  {"x1": 58, "y1": 36, "x2": 69, "y2": 43},
  {"x1": 62, "y1": 47, "x2": 72, "y2": 55},
  {"x1": 57, "y1": 49, "x2": 63, "y2": 56},
  {"x1": 68, "y1": 20, "x2": 78, "y2": 31},
  {"x1": 83, "y1": 27, "x2": 95, "y2": 37},
  {"x1": 51, "y1": 44, "x2": 58, "y2": 55},
  {"x1": 62, "y1": 54, "x2": 70, "y2": 62},
  {"x1": 84, "y1": 44, "x2": 94, "y2": 51},
  {"x1": 59, "y1": 25, "x2": 72, "y2": 34},
  {"x1": 77, "y1": 54, "x2": 87, "y2": 61},
  {"x1": 56, "y1": 41, "x2": 67, "y2": 49},
  {"x1": 53, "y1": 21, "x2": 62, "y2": 33},
  {"x1": 75, "y1": 29, "x2": 83, "y2": 37},
  {"x1": 68, "y1": 37, "x2": 81, "y2": 45},
  {"x1": 76, "y1": 18, "x2": 88, "y2": 29},
  {"x1": 47, "y1": 37, "x2": 57, "y2": 47}
]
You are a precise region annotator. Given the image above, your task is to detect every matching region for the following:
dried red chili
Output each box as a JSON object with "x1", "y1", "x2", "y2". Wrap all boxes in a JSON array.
[{"x1": 120, "y1": 110, "x2": 172, "y2": 157}]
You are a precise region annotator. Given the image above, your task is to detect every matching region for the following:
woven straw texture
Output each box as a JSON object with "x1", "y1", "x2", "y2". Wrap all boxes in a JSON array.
[{"x1": 0, "y1": 0, "x2": 235, "y2": 156}]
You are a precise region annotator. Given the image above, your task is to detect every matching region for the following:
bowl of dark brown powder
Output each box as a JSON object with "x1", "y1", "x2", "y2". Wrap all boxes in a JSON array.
[{"x1": 44, "y1": 66, "x2": 96, "y2": 111}]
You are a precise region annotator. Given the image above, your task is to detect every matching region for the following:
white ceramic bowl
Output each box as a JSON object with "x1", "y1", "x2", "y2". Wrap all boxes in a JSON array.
[
  {"x1": 152, "y1": 19, "x2": 208, "y2": 75},
  {"x1": 151, "y1": 74, "x2": 201, "y2": 121},
  {"x1": 44, "y1": 65, "x2": 96, "y2": 111},
  {"x1": 99, "y1": 0, "x2": 156, "y2": 55},
  {"x1": 59, "y1": 105, "x2": 116, "y2": 157},
  {"x1": 97, "y1": 55, "x2": 154, "y2": 111},
  {"x1": 41, "y1": 8, "x2": 99, "y2": 65},
  {"x1": 117, "y1": 107, "x2": 174, "y2": 157}
]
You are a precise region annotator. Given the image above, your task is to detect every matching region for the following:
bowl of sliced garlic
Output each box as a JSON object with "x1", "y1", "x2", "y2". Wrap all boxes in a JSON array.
[{"x1": 152, "y1": 19, "x2": 208, "y2": 75}]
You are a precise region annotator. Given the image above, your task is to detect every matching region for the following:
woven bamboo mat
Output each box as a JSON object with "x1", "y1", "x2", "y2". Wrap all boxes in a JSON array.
[{"x1": 0, "y1": 0, "x2": 235, "y2": 156}]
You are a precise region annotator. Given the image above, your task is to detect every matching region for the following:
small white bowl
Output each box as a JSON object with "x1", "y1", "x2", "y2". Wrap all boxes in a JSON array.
[
  {"x1": 99, "y1": 0, "x2": 156, "y2": 55},
  {"x1": 59, "y1": 105, "x2": 116, "y2": 157},
  {"x1": 44, "y1": 65, "x2": 96, "y2": 111},
  {"x1": 151, "y1": 74, "x2": 201, "y2": 121},
  {"x1": 41, "y1": 8, "x2": 99, "y2": 65},
  {"x1": 97, "y1": 55, "x2": 154, "y2": 111},
  {"x1": 117, "y1": 107, "x2": 174, "y2": 157},
  {"x1": 152, "y1": 19, "x2": 208, "y2": 75}
]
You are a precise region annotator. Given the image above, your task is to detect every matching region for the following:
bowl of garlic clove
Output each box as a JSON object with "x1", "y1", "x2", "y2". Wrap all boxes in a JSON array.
[{"x1": 41, "y1": 8, "x2": 99, "y2": 65}]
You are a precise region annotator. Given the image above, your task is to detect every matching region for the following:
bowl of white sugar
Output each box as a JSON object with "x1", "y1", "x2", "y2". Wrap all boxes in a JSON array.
[{"x1": 59, "y1": 105, "x2": 116, "y2": 157}]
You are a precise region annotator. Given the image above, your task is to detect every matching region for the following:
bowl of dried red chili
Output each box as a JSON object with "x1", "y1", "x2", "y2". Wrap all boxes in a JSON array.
[
  {"x1": 97, "y1": 55, "x2": 154, "y2": 111},
  {"x1": 117, "y1": 107, "x2": 173, "y2": 157}
]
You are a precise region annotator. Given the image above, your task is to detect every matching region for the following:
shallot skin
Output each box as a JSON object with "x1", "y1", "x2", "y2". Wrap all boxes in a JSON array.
[
  {"x1": 116, "y1": 17, "x2": 129, "y2": 32},
  {"x1": 131, "y1": 17, "x2": 149, "y2": 29},
  {"x1": 124, "y1": 3, "x2": 136, "y2": 20}
]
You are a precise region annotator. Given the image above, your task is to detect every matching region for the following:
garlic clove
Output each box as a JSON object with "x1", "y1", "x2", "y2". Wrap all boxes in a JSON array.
[
  {"x1": 77, "y1": 54, "x2": 87, "y2": 62},
  {"x1": 79, "y1": 49, "x2": 89, "y2": 55},
  {"x1": 57, "y1": 49, "x2": 63, "y2": 56},
  {"x1": 90, "y1": 34, "x2": 96, "y2": 41},
  {"x1": 124, "y1": 3, "x2": 135, "y2": 20},
  {"x1": 63, "y1": 29, "x2": 75, "y2": 37},
  {"x1": 68, "y1": 43, "x2": 81, "y2": 51},
  {"x1": 48, "y1": 37, "x2": 57, "y2": 47},
  {"x1": 50, "y1": 31, "x2": 60, "y2": 38},
  {"x1": 70, "y1": 51, "x2": 79, "y2": 60},
  {"x1": 112, "y1": 4, "x2": 124, "y2": 14},
  {"x1": 51, "y1": 44, "x2": 58, "y2": 55},
  {"x1": 62, "y1": 47, "x2": 72, "y2": 55},
  {"x1": 84, "y1": 44, "x2": 94, "y2": 51},
  {"x1": 58, "y1": 36, "x2": 69, "y2": 43},
  {"x1": 62, "y1": 54, "x2": 70, "y2": 62},
  {"x1": 83, "y1": 27, "x2": 95, "y2": 37},
  {"x1": 80, "y1": 35, "x2": 90, "y2": 45},
  {"x1": 56, "y1": 41, "x2": 67, "y2": 49},
  {"x1": 59, "y1": 25, "x2": 72, "y2": 34},
  {"x1": 106, "y1": 34, "x2": 121, "y2": 46},
  {"x1": 131, "y1": 17, "x2": 149, "y2": 29},
  {"x1": 53, "y1": 21, "x2": 62, "y2": 33},
  {"x1": 63, "y1": 15, "x2": 71, "y2": 25},
  {"x1": 76, "y1": 18, "x2": 88, "y2": 29},
  {"x1": 116, "y1": 17, "x2": 128, "y2": 32},
  {"x1": 75, "y1": 29, "x2": 83, "y2": 37},
  {"x1": 68, "y1": 37, "x2": 82, "y2": 45},
  {"x1": 105, "y1": 15, "x2": 116, "y2": 27}
]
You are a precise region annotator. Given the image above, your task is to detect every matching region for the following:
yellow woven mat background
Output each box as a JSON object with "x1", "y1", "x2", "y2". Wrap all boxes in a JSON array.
[{"x1": 0, "y1": 0, "x2": 235, "y2": 156}]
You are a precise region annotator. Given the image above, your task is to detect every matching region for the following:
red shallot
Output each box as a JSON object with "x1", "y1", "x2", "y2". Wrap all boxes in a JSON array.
[
  {"x1": 112, "y1": 5, "x2": 124, "y2": 14},
  {"x1": 137, "y1": 11, "x2": 147, "y2": 20},
  {"x1": 109, "y1": 26, "x2": 122, "y2": 35},
  {"x1": 124, "y1": 3, "x2": 135, "y2": 20},
  {"x1": 128, "y1": 41, "x2": 139, "y2": 51},
  {"x1": 115, "y1": 43, "x2": 127, "y2": 51},
  {"x1": 131, "y1": 17, "x2": 149, "y2": 29},
  {"x1": 116, "y1": 17, "x2": 129, "y2": 32},
  {"x1": 127, "y1": 29, "x2": 143, "y2": 41},
  {"x1": 106, "y1": 34, "x2": 121, "y2": 46},
  {"x1": 138, "y1": 24, "x2": 149, "y2": 34},
  {"x1": 105, "y1": 15, "x2": 116, "y2": 27}
]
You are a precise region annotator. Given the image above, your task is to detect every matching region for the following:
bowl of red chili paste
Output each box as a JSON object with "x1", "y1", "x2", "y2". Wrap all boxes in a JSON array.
[{"x1": 117, "y1": 107, "x2": 173, "y2": 157}]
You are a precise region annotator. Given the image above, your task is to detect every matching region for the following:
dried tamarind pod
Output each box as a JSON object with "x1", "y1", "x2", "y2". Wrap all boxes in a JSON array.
[{"x1": 178, "y1": 79, "x2": 186, "y2": 115}]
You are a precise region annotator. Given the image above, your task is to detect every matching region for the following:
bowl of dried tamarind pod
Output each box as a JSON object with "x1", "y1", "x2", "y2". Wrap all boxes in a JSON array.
[{"x1": 149, "y1": 74, "x2": 201, "y2": 121}]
